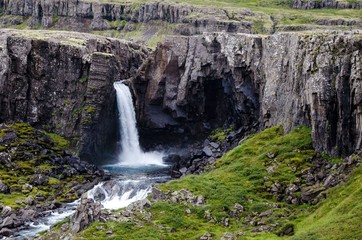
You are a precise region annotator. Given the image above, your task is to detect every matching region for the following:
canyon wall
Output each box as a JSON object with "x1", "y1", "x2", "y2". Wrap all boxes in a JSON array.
[
  {"x1": 0, "y1": 29, "x2": 148, "y2": 161},
  {"x1": 133, "y1": 31, "x2": 362, "y2": 155},
  {"x1": 0, "y1": 0, "x2": 254, "y2": 34},
  {"x1": 293, "y1": 0, "x2": 362, "y2": 9}
]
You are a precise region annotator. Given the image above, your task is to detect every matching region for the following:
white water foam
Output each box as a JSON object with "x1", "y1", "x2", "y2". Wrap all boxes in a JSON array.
[
  {"x1": 86, "y1": 177, "x2": 166, "y2": 210},
  {"x1": 114, "y1": 81, "x2": 164, "y2": 167}
]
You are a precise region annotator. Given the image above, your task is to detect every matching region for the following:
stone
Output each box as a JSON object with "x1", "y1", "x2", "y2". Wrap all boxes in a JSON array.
[
  {"x1": 209, "y1": 142, "x2": 219, "y2": 149},
  {"x1": 203, "y1": 147, "x2": 213, "y2": 157},
  {"x1": 25, "y1": 196, "x2": 35, "y2": 206},
  {"x1": 1, "y1": 206, "x2": 12, "y2": 217},
  {"x1": 0, "y1": 214, "x2": 16, "y2": 228},
  {"x1": 259, "y1": 209, "x2": 273, "y2": 217},
  {"x1": 0, "y1": 228, "x2": 14, "y2": 237},
  {"x1": 70, "y1": 198, "x2": 102, "y2": 234},
  {"x1": 29, "y1": 174, "x2": 49, "y2": 186},
  {"x1": 22, "y1": 183, "x2": 33, "y2": 192},
  {"x1": 200, "y1": 232, "x2": 212, "y2": 240},
  {"x1": 0, "y1": 181, "x2": 9, "y2": 194}
]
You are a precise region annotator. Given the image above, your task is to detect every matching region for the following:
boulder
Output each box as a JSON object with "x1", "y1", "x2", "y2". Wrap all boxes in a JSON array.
[
  {"x1": 70, "y1": 197, "x2": 102, "y2": 234},
  {"x1": 0, "y1": 181, "x2": 9, "y2": 194},
  {"x1": 0, "y1": 228, "x2": 14, "y2": 237},
  {"x1": 202, "y1": 147, "x2": 213, "y2": 157}
]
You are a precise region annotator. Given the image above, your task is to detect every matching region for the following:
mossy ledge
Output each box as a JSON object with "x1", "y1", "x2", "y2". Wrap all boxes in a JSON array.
[
  {"x1": 0, "y1": 123, "x2": 104, "y2": 236},
  {"x1": 37, "y1": 126, "x2": 361, "y2": 240}
]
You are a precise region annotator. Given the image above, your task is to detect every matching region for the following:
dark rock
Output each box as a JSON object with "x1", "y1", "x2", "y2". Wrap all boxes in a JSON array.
[
  {"x1": 0, "y1": 181, "x2": 9, "y2": 194},
  {"x1": 29, "y1": 174, "x2": 49, "y2": 186},
  {"x1": 1, "y1": 206, "x2": 12, "y2": 217},
  {"x1": 301, "y1": 186, "x2": 325, "y2": 203},
  {"x1": 70, "y1": 197, "x2": 102, "y2": 234},
  {"x1": 152, "y1": 187, "x2": 164, "y2": 201},
  {"x1": 259, "y1": 210, "x2": 273, "y2": 217},
  {"x1": 0, "y1": 131, "x2": 18, "y2": 145},
  {"x1": 133, "y1": 32, "x2": 362, "y2": 156},
  {"x1": 0, "y1": 228, "x2": 14, "y2": 237},
  {"x1": 25, "y1": 196, "x2": 35, "y2": 206},
  {"x1": 203, "y1": 147, "x2": 213, "y2": 157},
  {"x1": 209, "y1": 142, "x2": 219, "y2": 149},
  {"x1": 200, "y1": 232, "x2": 212, "y2": 240},
  {"x1": 0, "y1": 214, "x2": 15, "y2": 228}
]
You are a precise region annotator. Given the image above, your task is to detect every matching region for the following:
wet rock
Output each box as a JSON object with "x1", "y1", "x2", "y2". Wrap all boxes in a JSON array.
[
  {"x1": 0, "y1": 214, "x2": 16, "y2": 228},
  {"x1": 20, "y1": 209, "x2": 36, "y2": 220},
  {"x1": 0, "y1": 228, "x2": 14, "y2": 237}
]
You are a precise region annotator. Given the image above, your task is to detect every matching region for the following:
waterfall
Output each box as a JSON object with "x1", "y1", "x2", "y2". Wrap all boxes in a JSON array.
[{"x1": 114, "y1": 81, "x2": 164, "y2": 166}]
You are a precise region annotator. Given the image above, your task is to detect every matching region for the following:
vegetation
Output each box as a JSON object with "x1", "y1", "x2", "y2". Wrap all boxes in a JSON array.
[
  {"x1": 0, "y1": 123, "x2": 91, "y2": 209},
  {"x1": 75, "y1": 126, "x2": 319, "y2": 239},
  {"x1": 73, "y1": 125, "x2": 361, "y2": 239},
  {"x1": 291, "y1": 164, "x2": 362, "y2": 240}
]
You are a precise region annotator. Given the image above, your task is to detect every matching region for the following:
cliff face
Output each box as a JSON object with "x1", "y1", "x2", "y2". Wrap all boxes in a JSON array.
[
  {"x1": 0, "y1": 29, "x2": 148, "y2": 161},
  {"x1": 293, "y1": 0, "x2": 362, "y2": 9},
  {"x1": 0, "y1": 0, "x2": 255, "y2": 34},
  {"x1": 133, "y1": 31, "x2": 362, "y2": 155}
]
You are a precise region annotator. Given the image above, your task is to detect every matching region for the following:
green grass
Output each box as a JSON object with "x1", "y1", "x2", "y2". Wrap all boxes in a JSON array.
[
  {"x1": 77, "y1": 126, "x2": 317, "y2": 239},
  {"x1": 291, "y1": 164, "x2": 362, "y2": 240}
]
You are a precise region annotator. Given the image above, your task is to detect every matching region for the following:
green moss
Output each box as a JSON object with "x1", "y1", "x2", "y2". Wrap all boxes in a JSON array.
[
  {"x1": 83, "y1": 106, "x2": 96, "y2": 114},
  {"x1": 79, "y1": 75, "x2": 88, "y2": 83},
  {"x1": 46, "y1": 133, "x2": 69, "y2": 150},
  {"x1": 210, "y1": 127, "x2": 233, "y2": 143}
]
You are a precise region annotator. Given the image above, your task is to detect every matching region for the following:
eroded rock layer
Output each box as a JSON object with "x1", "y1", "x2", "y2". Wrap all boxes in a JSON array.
[
  {"x1": 0, "y1": 29, "x2": 148, "y2": 161},
  {"x1": 133, "y1": 31, "x2": 362, "y2": 155}
]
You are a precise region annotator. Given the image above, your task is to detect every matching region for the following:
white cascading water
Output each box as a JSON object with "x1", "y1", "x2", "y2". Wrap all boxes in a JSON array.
[
  {"x1": 113, "y1": 81, "x2": 164, "y2": 166},
  {"x1": 18, "y1": 82, "x2": 169, "y2": 239}
]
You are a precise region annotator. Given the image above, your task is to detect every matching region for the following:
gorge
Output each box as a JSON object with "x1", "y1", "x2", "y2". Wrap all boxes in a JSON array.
[{"x1": 0, "y1": 0, "x2": 361, "y2": 239}]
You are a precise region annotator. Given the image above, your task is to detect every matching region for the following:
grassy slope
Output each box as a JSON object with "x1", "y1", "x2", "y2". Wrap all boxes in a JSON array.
[
  {"x1": 74, "y1": 125, "x2": 362, "y2": 239},
  {"x1": 74, "y1": 126, "x2": 303, "y2": 239},
  {"x1": 291, "y1": 164, "x2": 362, "y2": 240}
]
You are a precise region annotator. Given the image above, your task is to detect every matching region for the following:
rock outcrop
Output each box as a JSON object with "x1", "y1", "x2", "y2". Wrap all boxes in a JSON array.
[
  {"x1": 133, "y1": 31, "x2": 362, "y2": 155},
  {"x1": 0, "y1": 0, "x2": 256, "y2": 34},
  {"x1": 293, "y1": 0, "x2": 362, "y2": 9},
  {"x1": 0, "y1": 29, "x2": 148, "y2": 161}
]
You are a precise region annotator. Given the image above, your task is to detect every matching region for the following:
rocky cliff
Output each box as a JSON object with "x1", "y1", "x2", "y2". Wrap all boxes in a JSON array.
[
  {"x1": 0, "y1": 0, "x2": 255, "y2": 34},
  {"x1": 293, "y1": 0, "x2": 362, "y2": 9},
  {"x1": 133, "y1": 31, "x2": 362, "y2": 155},
  {"x1": 0, "y1": 29, "x2": 148, "y2": 162}
]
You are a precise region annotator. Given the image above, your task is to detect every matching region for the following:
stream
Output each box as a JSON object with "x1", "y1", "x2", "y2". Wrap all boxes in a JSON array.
[{"x1": 14, "y1": 81, "x2": 170, "y2": 239}]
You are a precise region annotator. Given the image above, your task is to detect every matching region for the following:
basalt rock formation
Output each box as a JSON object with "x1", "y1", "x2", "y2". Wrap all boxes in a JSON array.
[
  {"x1": 0, "y1": 0, "x2": 256, "y2": 34},
  {"x1": 0, "y1": 29, "x2": 148, "y2": 161},
  {"x1": 293, "y1": 0, "x2": 362, "y2": 9},
  {"x1": 132, "y1": 31, "x2": 362, "y2": 156}
]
